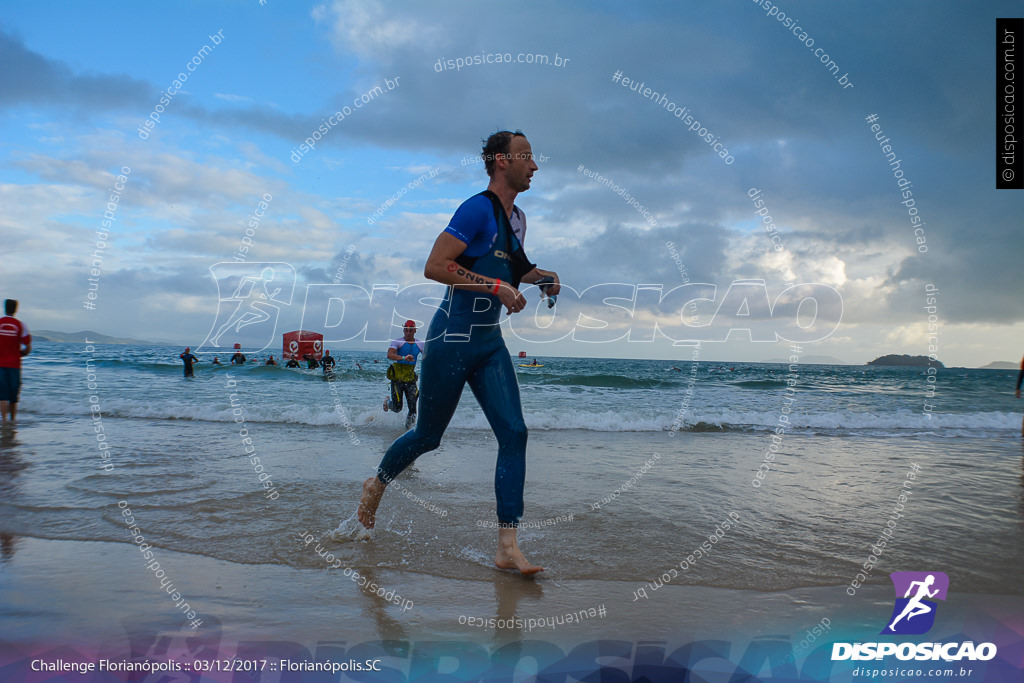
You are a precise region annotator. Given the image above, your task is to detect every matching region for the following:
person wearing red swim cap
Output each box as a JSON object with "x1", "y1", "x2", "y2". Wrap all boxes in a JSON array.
[
  {"x1": 383, "y1": 320, "x2": 424, "y2": 429},
  {"x1": 178, "y1": 346, "x2": 199, "y2": 378}
]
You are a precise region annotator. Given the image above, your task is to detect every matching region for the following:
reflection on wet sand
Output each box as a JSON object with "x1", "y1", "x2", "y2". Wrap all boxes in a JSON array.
[
  {"x1": 349, "y1": 565, "x2": 409, "y2": 647},
  {"x1": 492, "y1": 570, "x2": 545, "y2": 645},
  {"x1": 0, "y1": 426, "x2": 25, "y2": 563}
]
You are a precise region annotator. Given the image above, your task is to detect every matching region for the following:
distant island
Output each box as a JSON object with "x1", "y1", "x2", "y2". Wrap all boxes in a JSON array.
[
  {"x1": 980, "y1": 361, "x2": 1018, "y2": 370},
  {"x1": 866, "y1": 354, "x2": 943, "y2": 368},
  {"x1": 33, "y1": 329, "x2": 155, "y2": 345}
]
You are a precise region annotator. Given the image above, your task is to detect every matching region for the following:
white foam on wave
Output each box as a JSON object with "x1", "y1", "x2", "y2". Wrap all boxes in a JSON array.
[
  {"x1": 21, "y1": 395, "x2": 1020, "y2": 435},
  {"x1": 461, "y1": 407, "x2": 1021, "y2": 434},
  {"x1": 22, "y1": 395, "x2": 383, "y2": 427}
]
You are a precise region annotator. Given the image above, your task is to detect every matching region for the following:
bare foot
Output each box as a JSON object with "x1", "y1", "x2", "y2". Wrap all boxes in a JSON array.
[
  {"x1": 357, "y1": 477, "x2": 386, "y2": 529},
  {"x1": 494, "y1": 527, "x2": 544, "y2": 576}
]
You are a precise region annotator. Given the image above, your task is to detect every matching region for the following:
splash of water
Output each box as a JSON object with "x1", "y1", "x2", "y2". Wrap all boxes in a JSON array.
[{"x1": 328, "y1": 512, "x2": 373, "y2": 542}]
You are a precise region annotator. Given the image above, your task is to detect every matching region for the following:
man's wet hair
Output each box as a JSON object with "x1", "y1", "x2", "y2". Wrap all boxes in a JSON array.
[
  {"x1": 481, "y1": 130, "x2": 525, "y2": 177},
  {"x1": 4, "y1": 300, "x2": 16, "y2": 316}
]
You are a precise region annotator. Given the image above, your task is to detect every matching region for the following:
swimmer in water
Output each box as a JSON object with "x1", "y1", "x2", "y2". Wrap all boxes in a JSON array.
[{"x1": 179, "y1": 347, "x2": 199, "y2": 377}]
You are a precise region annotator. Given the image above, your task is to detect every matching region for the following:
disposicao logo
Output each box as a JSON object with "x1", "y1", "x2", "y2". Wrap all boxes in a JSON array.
[
  {"x1": 832, "y1": 571, "x2": 997, "y2": 662},
  {"x1": 882, "y1": 571, "x2": 948, "y2": 635}
]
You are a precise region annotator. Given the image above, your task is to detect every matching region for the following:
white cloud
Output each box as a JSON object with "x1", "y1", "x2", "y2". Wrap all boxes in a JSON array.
[{"x1": 313, "y1": 0, "x2": 442, "y2": 58}]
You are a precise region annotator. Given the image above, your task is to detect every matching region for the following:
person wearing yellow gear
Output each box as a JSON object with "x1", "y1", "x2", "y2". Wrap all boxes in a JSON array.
[{"x1": 383, "y1": 320, "x2": 425, "y2": 429}]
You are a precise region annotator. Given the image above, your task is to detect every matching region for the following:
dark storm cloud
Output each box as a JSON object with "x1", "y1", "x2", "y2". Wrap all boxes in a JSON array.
[
  {"x1": 0, "y1": 28, "x2": 152, "y2": 110},
  {"x1": 7, "y1": 0, "x2": 1024, "y2": 333}
]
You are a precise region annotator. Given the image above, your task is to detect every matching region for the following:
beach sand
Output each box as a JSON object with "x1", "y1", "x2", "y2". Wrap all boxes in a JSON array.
[
  {"x1": 1, "y1": 536, "x2": 1020, "y2": 680},
  {"x1": 1, "y1": 416, "x2": 1022, "y2": 679}
]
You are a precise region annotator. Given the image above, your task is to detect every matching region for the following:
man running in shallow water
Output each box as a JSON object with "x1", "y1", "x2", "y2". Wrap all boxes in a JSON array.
[
  {"x1": 384, "y1": 320, "x2": 424, "y2": 430},
  {"x1": 357, "y1": 131, "x2": 559, "y2": 575}
]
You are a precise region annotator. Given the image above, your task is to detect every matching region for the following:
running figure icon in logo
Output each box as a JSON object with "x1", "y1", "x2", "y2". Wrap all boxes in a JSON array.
[{"x1": 881, "y1": 571, "x2": 949, "y2": 635}]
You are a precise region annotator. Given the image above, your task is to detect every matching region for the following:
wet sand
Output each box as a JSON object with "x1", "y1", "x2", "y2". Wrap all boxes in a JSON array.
[
  {"x1": 1, "y1": 535, "x2": 1021, "y2": 677},
  {"x1": 1, "y1": 416, "x2": 1023, "y2": 679}
]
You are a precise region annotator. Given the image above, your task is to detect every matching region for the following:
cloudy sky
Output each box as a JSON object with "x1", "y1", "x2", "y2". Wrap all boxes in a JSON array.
[{"x1": 1, "y1": 0, "x2": 1020, "y2": 365}]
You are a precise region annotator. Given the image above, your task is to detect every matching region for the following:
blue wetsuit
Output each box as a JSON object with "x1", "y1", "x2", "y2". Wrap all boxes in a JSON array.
[{"x1": 376, "y1": 191, "x2": 535, "y2": 525}]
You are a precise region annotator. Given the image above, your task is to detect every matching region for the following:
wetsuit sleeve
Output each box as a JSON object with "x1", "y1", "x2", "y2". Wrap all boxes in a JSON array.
[{"x1": 444, "y1": 195, "x2": 493, "y2": 253}]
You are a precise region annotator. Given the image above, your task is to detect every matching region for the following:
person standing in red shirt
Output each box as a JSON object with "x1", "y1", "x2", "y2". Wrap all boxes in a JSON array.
[{"x1": 0, "y1": 299, "x2": 32, "y2": 424}]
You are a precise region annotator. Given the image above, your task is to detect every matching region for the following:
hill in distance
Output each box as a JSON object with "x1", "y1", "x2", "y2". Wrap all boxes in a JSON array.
[
  {"x1": 33, "y1": 329, "x2": 157, "y2": 345},
  {"x1": 980, "y1": 360, "x2": 1018, "y2": 370}
]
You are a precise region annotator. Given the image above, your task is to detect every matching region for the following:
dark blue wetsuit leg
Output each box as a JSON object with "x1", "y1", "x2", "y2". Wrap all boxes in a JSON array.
[
  {"x1": 374, "y1": 189, "x2": 531, "y2": 523},
  {"x1": 375, "y1": 335, "x2": 469, "y2": 482},
  {"x1": 466, "y1": 337, "x2": 528, "y2": 525},
  {"x1": 375, "y1": 331, "x2": 528, "y2": 525}
]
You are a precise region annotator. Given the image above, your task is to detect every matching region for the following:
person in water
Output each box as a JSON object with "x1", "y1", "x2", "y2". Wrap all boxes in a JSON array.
[
  {"x1": 0, "y1": 299, "x2": 31, "y2": 424},
  {"x1": 285, "y1": 357, "x2": 300, "y2": 368},
  {"x1": 265, "y1": 356, "x2": 277, "y2": 366},
  {"x1": 383, "y1": 320, "x2": 425, "y2": 429},
  {"x1": 179, "y1": 347, "x2": 199, "y2": 377},
  {"x1": 304, "y1": 353, "x2": 319, "y2": 369},
  {"x1": 357, "y1": 130, "x2": 559, "y2": 575},
  {"x1": 230, "y1": 350, "x2": 247, "y2": 365},
  {"x1": 322, "y1": 349, "x2": 336, "y2": 377},
  {"x1": 211, "y1": 357, "x2": 221, "y2": 365}
]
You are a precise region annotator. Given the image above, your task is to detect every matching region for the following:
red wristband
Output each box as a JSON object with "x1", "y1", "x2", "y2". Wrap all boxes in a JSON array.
[{"x1": 492, "y1": 279, "x2": 501, "y2": 295}]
